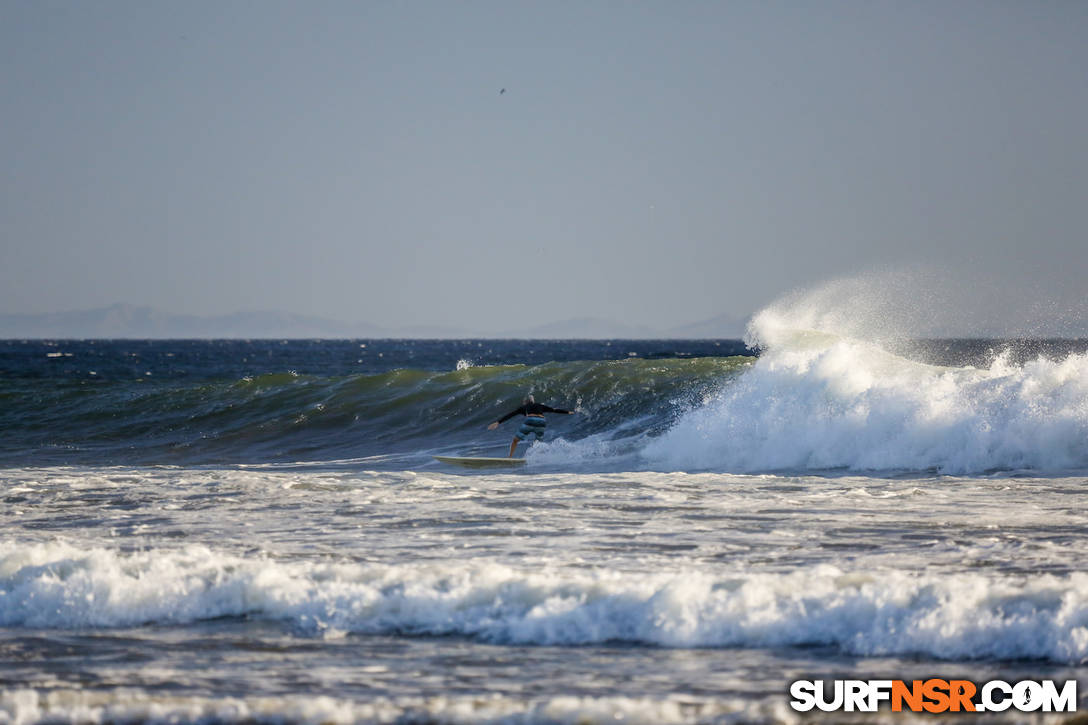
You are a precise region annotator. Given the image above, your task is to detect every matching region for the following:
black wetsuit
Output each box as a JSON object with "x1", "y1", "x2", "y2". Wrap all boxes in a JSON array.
[{"x1": 495, "y1": 402, "x2": 572, "y2": 423}]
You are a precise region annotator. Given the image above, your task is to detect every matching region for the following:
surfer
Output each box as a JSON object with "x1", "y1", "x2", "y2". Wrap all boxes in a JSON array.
[{"x1": 488, "y1": 394, "x2": 575, "y2": 457}]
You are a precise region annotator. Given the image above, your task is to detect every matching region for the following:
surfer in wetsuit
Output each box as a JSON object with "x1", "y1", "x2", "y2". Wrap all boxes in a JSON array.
[{"x1": 488, "y1": 394, "x2": 575, "y2": 457}]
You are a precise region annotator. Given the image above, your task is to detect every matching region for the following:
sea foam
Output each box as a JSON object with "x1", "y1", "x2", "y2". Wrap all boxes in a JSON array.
[
  {"x1": 0, "y1": 689, "x2": 795, "y2": 725},
  {"x1": 2, "y1": 541, "x2": 1087, "y2": 663}
]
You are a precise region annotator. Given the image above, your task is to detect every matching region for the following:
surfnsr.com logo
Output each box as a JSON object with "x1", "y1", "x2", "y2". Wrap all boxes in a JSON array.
[{"x1": 789, "y1": 679, "x2": 1078, "y2": 713}]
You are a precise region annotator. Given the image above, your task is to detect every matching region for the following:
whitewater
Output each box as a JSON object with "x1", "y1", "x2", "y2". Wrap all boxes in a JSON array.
[
  {"x1": 644, "y1": 314, "x2": 1088, "y2": 474},
  {"x1": 3, "y1": 292, "x2": 1088, "y2": 723}
]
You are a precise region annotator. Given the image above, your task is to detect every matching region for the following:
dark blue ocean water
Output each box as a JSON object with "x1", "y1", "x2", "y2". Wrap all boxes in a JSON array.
[{"x1": 0, "y1": 339, "x2": 751, "y2": 380}]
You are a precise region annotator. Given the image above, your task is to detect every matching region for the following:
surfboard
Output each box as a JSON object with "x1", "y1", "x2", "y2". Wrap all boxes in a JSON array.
[{"x1": 433, "y1": 455, "x2": 526, "y2": 468}]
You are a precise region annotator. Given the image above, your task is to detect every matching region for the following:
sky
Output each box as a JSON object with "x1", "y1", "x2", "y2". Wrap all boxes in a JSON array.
[{"x1": 2, "y1": 0, "x2": 1086, "y2": 335}]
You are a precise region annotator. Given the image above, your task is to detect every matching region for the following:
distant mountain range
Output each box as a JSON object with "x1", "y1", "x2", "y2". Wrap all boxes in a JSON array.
[{"x1": 0, "y1": 304, "x2": 749, "y2": 339}]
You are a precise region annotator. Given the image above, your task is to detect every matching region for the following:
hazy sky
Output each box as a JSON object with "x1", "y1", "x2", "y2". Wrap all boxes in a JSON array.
[{"x1": 2, "y1": 1, "x2": 1086, "y2": 334}]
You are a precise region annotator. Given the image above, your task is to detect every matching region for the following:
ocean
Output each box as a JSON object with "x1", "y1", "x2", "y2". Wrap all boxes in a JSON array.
[{"x1": 2, "y1": 321, "x2": 1088, "y2": 723}]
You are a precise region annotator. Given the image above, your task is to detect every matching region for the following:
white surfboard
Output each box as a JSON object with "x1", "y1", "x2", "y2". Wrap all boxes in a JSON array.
[{"x1": 433, "y1": 455, "x2": 526, "y2": 468}]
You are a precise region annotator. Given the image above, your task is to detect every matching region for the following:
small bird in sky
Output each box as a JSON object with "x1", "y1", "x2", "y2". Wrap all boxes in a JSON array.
[{"x1": 499, "y1": 88, "x2": 506, "y2": 95}]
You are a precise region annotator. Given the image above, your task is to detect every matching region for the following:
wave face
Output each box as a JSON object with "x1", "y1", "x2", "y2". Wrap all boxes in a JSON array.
[
  {"x1": 3, "y1": 540, "x2": 1087, "y2": 663},
  {"x1": 0, "y1": 340, "x2": 750, "y2": 466},
  {"x1": 646, "y1": 280, "x2": 1088, "y2": 474}
]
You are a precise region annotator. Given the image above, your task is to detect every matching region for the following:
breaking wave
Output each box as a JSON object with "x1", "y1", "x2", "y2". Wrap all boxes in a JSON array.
[
  {"x1": 645, "y1": 279, "x2": 1088, "y2": 474},
  {"x1": 3, "y1": 541, "x2": 1087, "y2": 663}
]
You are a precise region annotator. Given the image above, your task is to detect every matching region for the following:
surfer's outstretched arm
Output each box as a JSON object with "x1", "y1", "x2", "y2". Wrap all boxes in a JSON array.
[
  {"x1": 538, "y1": 404, "x2": 574, "y2": 415},
  {"x1": 493, "y1": 405, "x2": 527, "y2": 425}
]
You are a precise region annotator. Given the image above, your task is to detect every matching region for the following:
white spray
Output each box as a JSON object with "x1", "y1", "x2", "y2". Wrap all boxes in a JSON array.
[{"x1": 645, "y1": 274, "x2": 1088, "y2": 474}]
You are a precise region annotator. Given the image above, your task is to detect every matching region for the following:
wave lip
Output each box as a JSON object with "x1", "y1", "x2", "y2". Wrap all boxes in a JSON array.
[{"x1": 3, "y1": 542, "x2": 1088, "y2": 663}]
